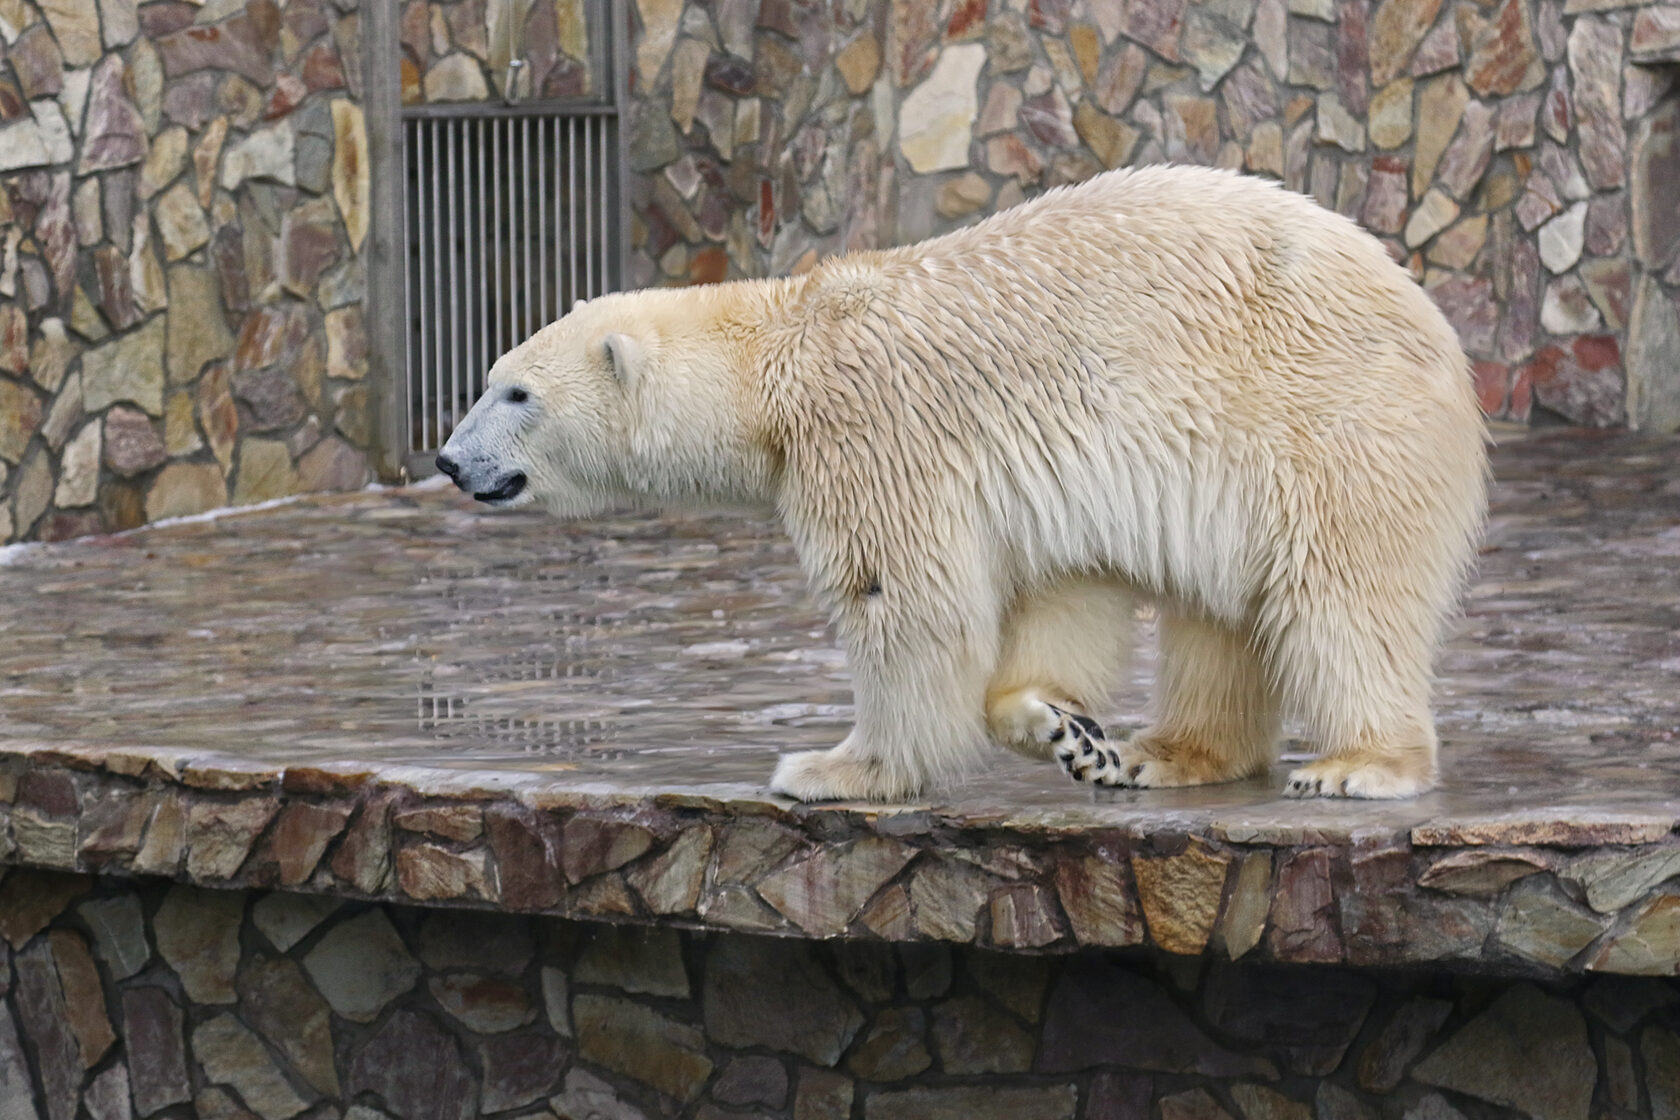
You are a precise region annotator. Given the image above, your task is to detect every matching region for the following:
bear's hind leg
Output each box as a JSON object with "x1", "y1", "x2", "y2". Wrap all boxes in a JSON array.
[
  {"x1": 1103, "y1": 611, "x2": 1280, "y2": 789},
  {"x1": 1265, "y1": 596, "x2": 1441, "y2": 799},
  {"x1": 985, "y1": 578, "x2": 1134, "y2": 762}
]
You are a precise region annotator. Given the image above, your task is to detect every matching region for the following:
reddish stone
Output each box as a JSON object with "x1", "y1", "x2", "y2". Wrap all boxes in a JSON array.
[
  {"x1": 946, "y1": 0, "x2": 986, "y2": 38},
  {"x1": 1337, "y1": 0, "x2": 1370, "y2": 116},
  {"x1": 1427, "y1": 272, "x2": 1500, "y2": 356},
  {"x1": 1464, "y1": 0, "x2": 1542, "y2": 97},
  {"x1": 705, "y1": 54, "x2": 755, "y2": 95},
  {"x1": 233, "y1": 304, "x2": 305, "y2": 370},
  {"x1": 78, "y1": 788, "x2": 152, "y2": 861},
  {"x1": 282, "y1": 0, "x2": 329, "y2": 44},
  {"x1": 329, "y1": 791, "x2": 395, "y2": 893},
  {"x1": 1508, "y1": 359, "x2": 1533, "y2": 419},
  {"x1": 297, "y1": 438, "x2": 367, "y2": 490},
  {"x1": 1124, "y1": 0, "x2": 1187, "y2": 62},
  {"x1": 480, "y1": 1032, "x2": 568, "y2": 1113},
  {"x1": 887, "y1": 0, "x2": 939, "y2": 85},
  {"x1": 0, "y1": 75, "x2": 27, "y2": 121},
  {"x1": 1022, "y1": 87, "x2": 1077, "y2": 148},
  {"x1": 268, "y1": 802, "x2": 354, "y2": 885},
  {"x1": 1472, "y1": 360, "x2": 1509, "y2": 414},
  {"x1": 103, "y1": 407, "x2": 168, "y2": 476},
  {"x1": 78, "y1": 55, "x2": 147, "y2": 173},
  {"x1": 1585, "y1": 193, "x2": 1627, "y2": 257},
  {"x1": 233, "y1": 368, "x2": 309, "y2": 431},
  {"x1": 1521, "y1": 336, "x2": 1624, "y2": 426},
  {"x1": 689, "y1": 247, "x2": 728, "y2": 285},
  {"x1": 94, "y1": 245, "x2": 140, "y2": 330},
  {"x1": 1569, "y1": 18, "x2": 1625, "y2": 191},
  {"x1": 139, "y1": 2, "x2": 198, "y2": 36},
  {"x1": 347, "y1": 1009, "x2": 476, "y2": 1120},
  {"x1": 301, "y1": 44, "x2": 347, "y2": 92},
  {"x1": 1363, "y1": 157, "x2": 1410, "y2": 235},
  {"x1": 1543, "y1": 71, "x2": 1571, "y2": 143},
  {"x1": 49, "y1": 930, "x2": 115, "y2": 1067},
  {"x1": 263, "y1": 72, "x2": 308, "y2": 120},
  {"x1": 1268, "y1": 848, "x2": 1342, "y2": 963},
  {"x1": 541, "y1": 56, "x2": 587, "y2": 99},
  {"x1": 157, "y1": 13, "x2": 276, "y2": 86},
  {"x1": 560, "y1": 816, "x2": 655, "y2": 884},
  {"x1": 485, "y1": 807, "x2": 563, "y2": 909},
  {"x1": 17, "y1": 771, "x2": 79, "y2": 817},
  {"x1": 1029, "y1": 0, "x2": 1071, "y2": 33},
  {"x1": 0, "y1": 871, "x2": 92, "y2": 949},
  {"x1": 211, "y1": 224, "x2": 249, "y2": 312},
  {"x1": 237, "y1": 953, "x2": 338, "y2": 1095},
  {"x1": 15, "y1": 941, "x2": 83, "y2": 1120},
  {"x1": 758, "y1": 178, "x2": 775, "y2": 245},
  {"x1": 122, "y1": 988, "x2": 191, "y2": 1115},
  {"x1": 10, "y1": 26, "x2": 65, "y2": 100}
]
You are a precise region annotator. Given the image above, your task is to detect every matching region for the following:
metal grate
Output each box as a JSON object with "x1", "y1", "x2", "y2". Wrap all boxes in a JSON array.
[{"x1": 403, "y1": 108, "x2": 621, "y2": 454}]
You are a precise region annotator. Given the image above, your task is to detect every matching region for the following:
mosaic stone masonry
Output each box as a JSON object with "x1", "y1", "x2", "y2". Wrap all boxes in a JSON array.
[
  {"x1": 2, "y1": 433, "x2": 1678, "y2": 979},
  {"x1": 0, "y1": 0, "x2": 375, "y2": 545},
  {"x1": 622, "y1": 0, "x2": 1680, "y2": 431},
  {"x1": 397, "y1": 0, "x2": 597, "y2": 104},
  {"x1": 2, "y1": 868, "x2": 1680, "y2": 1120}
]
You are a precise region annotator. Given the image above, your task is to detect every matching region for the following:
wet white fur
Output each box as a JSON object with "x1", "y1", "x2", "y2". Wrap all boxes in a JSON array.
[{"x1": 442, "y1": 166, "x2": 1489, "y2": 803}]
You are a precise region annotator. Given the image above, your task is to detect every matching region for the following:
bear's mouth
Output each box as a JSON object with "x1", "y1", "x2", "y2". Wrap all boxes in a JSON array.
[{"x1": 473, "y1": 472, "x2": 527, "y2": 504}]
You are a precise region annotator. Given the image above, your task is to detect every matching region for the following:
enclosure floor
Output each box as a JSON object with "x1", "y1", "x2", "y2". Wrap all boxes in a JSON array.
[{"x1": 3, "y1": 431, "x2": 1678, "y2": 838}]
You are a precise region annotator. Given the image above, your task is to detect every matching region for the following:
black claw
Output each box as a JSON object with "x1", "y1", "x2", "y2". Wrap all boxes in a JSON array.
[
  {"x1": 1048, "y1": 727, "x2": 1066, "y2": 742},
  {"x1": 1079, "y1": 739, "x2": 1093, "y2": 756},
  {"x1": 1106, "y1": 750, "x2": 1122, "y2": 768},
  {"x1": 1127, "y1": 763, "x2": 1145, "y2": 780}
]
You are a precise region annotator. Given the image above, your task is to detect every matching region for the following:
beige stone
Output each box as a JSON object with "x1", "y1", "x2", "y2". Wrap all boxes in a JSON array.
[
  {"x1": 166, "y1": 265, "x2": 233, "y2": 384},
  {"x1": 899, "y1": 44, "x2": 985, "y2": 174},
  {"x1": 1414, "y1": 74, "x2": 1469, "y2": 197},
  {"x1": 1074, "y1": 100, "x2": 1139, "y2": 168},
  {"x1": 929, "y1": 172, "x2": 985, "y2": 220},
  {"x1": 302, "y1": 909, "x2": 421, "y2": 1022},
  {"x1": 53, "y1": 421, "x2": 100, "y2": 508},
  {"x1": 669, "y1": 37, "x2": 708, "y2": 134},
  {"x1": 1369, "y1": 79, "x2": 1414, "y2": 148},
  {"x1": 425, "y1": 52, "x2": 491, "y2": 101},
  {"x1": 1404, "y1": 188, "x2": 1460, "y2": 247},
  {"x1": 331, "y1": 102, "x2": 369, "y2": 254},
  {"x1": 40, "y1": 0, "x2": 99, "y2": 65},
  {"x1": 193, "y1": 1015, "x2": 312, "y2": 1120},
  {"x1": 163, "y1": 392, "x2": 202, "y2": 456},
  {"x1": 83, "y1": 316, "x2": 165, "y2": 414},
  {"x1": 1426, "y1": 214, "x2": 1490, "y2": 269},
  {"x1": 635, "y1": 0, "x2": 682, "y2": 86},
  {"x1": 1132, "y1": 840, "x2": 1232, "y2": 955},
  {"x1": 154, "y1": 885, "x2": 243, "y2": 1004},
  {"x1": 194, "y1": 117, "x2": 228, "y2": 209},
  {"x1": 138, "y1": 126, "x2": 188, "y2": 200},
  {"x1": 1591, "y1": 896, "x2": 1680, "y2": 973},
  {"x1": 233, "y1": 439, "x2": 300, "y2": 505},
  {"x1": 837, "y1": 33, "x2": 880, "y2": 95}
]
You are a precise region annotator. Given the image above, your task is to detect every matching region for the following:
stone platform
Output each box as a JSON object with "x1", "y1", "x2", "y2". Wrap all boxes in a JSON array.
[{"x1": 1, "y1": 432, "x2": 1679, "y2": 975}]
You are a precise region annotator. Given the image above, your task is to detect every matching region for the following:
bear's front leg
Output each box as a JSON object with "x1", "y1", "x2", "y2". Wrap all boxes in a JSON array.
[{"x1": 769, "y1": 594, "x2": 997, "y2": 802}]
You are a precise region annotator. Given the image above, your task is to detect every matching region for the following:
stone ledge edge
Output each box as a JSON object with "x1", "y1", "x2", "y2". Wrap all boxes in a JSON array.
[{"x1": 0, "y1": 746, "x2": 1677, "y2": 975}]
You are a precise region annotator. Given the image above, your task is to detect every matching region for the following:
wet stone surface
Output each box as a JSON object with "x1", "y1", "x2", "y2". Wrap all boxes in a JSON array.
[{"x1": 0, "y1": 432, "x2": 1677, "y2": 971}]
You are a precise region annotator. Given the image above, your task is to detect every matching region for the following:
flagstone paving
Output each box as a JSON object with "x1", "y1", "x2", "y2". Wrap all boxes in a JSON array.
[{"x1": 1, "y1": 431, "x2": 1678, "y2": 970}]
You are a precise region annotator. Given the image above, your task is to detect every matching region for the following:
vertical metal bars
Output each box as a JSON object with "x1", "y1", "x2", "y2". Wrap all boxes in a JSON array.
[{"x1": 402, "y1": 105, "x2": 620, "y2": 452}]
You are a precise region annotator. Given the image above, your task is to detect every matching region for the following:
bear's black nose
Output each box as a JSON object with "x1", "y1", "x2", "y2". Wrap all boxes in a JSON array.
[{"x1": 435, "y1": 452, "x2": 461, "y2": 480}]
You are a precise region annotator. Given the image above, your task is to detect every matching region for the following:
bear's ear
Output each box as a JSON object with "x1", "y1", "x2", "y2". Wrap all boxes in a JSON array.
[{"x1": 602, "y1": 333, "x2": 642, "y2": 386}]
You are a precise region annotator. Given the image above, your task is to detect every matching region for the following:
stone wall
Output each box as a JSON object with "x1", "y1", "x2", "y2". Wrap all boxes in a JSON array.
[
  {"x1": 396, "y1": 0, "x2": 597, "y2": 105},
  {"x1": 624, "y1": 0, "x2": 1680, "y2": 430},
  {"x1": 0, "y1": 0, "x2": 375, "y2": 545},
  {"x1": 1, "y1": 867, "x2": 1677, "y2": 1120}
]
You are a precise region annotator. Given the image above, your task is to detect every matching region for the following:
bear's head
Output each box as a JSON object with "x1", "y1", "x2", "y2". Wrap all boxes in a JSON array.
[{"x1": 435, "y1": 285, "x2": 782, "y2": 518}]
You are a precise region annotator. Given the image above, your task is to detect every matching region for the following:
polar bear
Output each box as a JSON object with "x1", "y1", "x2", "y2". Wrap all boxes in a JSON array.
[{"x1": 437, "y1": 165, "x2": 1488, "y2": 803}]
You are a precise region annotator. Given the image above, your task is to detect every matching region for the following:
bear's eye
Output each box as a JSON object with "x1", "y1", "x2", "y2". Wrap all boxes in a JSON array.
[{"x1": 505, "y1": 387, "x2": 529, "y2": 404}]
